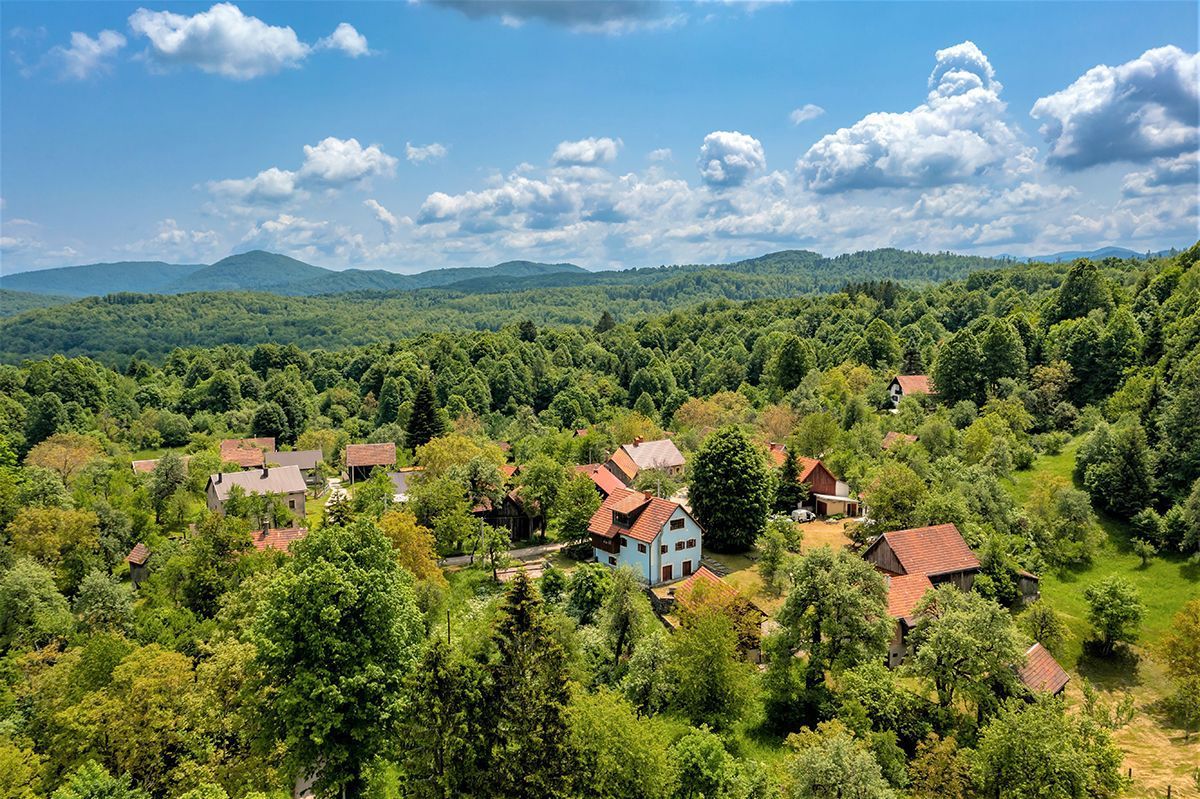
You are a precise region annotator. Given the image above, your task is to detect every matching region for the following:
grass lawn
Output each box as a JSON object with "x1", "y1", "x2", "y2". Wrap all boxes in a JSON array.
[{"x1": 1007, "y1": 437, "x2": 1200, "y2": 797}]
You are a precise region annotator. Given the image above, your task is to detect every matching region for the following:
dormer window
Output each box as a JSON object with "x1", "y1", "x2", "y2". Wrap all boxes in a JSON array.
[{"x1": 613, "y1": 510, "x2": 632, "y2": 527}]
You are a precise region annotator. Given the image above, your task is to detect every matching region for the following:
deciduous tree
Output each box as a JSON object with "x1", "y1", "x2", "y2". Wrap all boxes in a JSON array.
[{"x1": 690, "y1": 426, "x2": 770, "y2": 552}]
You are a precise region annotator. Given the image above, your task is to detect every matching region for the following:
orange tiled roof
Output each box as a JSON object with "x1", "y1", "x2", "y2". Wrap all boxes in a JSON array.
[
  {"x1": 768, "y1": 442, "x2": 787, "y2": 467},
  {"x1": 588, "y1": 486, "x2": 685, "y2": 544},
  {"x1": 881, "y1": 431, "x2": 918, "y2": 450},
  {"x1": 797, "y1": 457, "x2": 824, "y2": 482},
  {"x1": 252, "y1": 527, "x2": 308, "y2": 554},
  {"x1": 607, "y1": 448, "x2": 639, "y2": 481},
  {"x1": 345, "y1": 442, "x2": 396, "y2": 468},
  {"x1": 219, "y1": 438, "x2": 272, "y2": 468},
  {"x1": 125, "y1": 542, "x2": 150, "y2": 566},
  {"x1": 893, "y1": 375, "x2": 933, "y2": 395},
  {"x1": 674, "y1": 566, "x2": 736, "y2": 609},
  {"x1": 874, "y1": 523, "x2": 981, "y2": 577},
  {"x1": 885, "y1": 573, "x2": 934, "y2": 622},
  {"x1": 577, "y1": 463, "x2": 625, "y2": 496},
  {"x1": 1018, "y1": 643, "x2": 1070, "y2": 694},
  {"x1": 132, "y1": 455, "x2": 191, "y2": 473}
]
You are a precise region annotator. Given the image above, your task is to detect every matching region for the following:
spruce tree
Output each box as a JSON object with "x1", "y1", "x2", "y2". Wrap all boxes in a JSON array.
[
  {"x1": 775, "y1": 448, "x2": 809, "y2": 512},
  {"x1": 487, "y1": 572, "x2": 573, "y2": 799},
  {"x1": 407, "y1": 375, "x2": 447, "y2": 450}
]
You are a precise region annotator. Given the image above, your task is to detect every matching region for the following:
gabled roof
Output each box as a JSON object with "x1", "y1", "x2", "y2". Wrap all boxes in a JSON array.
[
  {"x1": 132, "y1": 455, "x2": 191, "y2": 474},
  {"x1": 620, "y1": 438, "x2": 685, "y2": 471},
  {"x1": 892, "y1": 375, "x2": 933, "y2": 395},
  {"x1": 884, "y1": 573, "x2": 934, "y2": 623},
  {"x1": 208, "y1": 465, "x2": 306, "y2": 502},
  {"x1": 500, "y1": 464, "x2": 520, "y2": 479},
  {"x1": 588, "y1": 486, "x2": 689, "y2": 544},
  {"x1": 768, "y1": 442, "x2": 787, "y2": 467},
  {"x1": 577, "y1": 463, "x2": 625, "y2": 496},
  {"x1": 125, "y1": 542, "x2": 150, "y2": 566},
  {"x1": 266, "y1": 449, "x2": 322, "y2": 470},
  {"x1": 251, "y1": 527, "x2": 308, "y2": 554},
  {"x1": 1018, "y1": 643, "x2": 1070, "y2": 694},
  {"x1": 797, "y1": 457, "x2": 828, "y2": 483},
  {"x1": 881, "y1": 431, "x2": 918, "y2": 451},
  {"x1": 606, "y1": 448, "x2": 640, "y2": 482},
  {"x1": 220, "y1": 438, "x2": 274, "y2": 468},
  {"x1": 674, "y1": 566, "x2": 736, "y2": 609},
  {"x1": 345, "y1": 442, "x2": 396, "y2": 468},
  {"x1": 869, "y1": 523, "x2": 981, "y2": 577}
]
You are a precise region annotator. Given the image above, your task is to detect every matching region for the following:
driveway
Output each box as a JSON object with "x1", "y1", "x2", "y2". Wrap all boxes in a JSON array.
[{"x1": 441, "y1": 539, "x2": 568, "y2": 568}]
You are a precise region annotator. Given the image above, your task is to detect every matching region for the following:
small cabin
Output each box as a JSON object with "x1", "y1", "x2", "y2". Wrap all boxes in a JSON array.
[
  {"x1": 125, "y1": 542, "x2": 150, "y2": 589},
  {"x1": 344, "y1": 442, "x2": 397, "y2": 483}
]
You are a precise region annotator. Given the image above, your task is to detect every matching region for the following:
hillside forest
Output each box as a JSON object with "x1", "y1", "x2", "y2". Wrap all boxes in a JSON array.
[{"x1": 0, "y1": 244, "x2": 1199, "y2": 799}]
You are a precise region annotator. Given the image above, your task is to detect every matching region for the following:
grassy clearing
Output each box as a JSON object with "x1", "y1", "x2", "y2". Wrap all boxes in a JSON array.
[{"x1": 1007, "y1": 438, "x2": 1200, "y2": 797}]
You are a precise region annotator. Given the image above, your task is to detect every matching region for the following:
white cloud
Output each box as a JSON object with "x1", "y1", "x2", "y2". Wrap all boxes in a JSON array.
[
  {"x1": 789, "y1": 103, "x2": 825, "y2": 124},
  {"x1": 698, "y1": 131, "x2": 766, "y2": 187},
  {"x1": 207, "y1": 166, "x2": 300, "y2": 205},
  {"x1": 406, "y1": 142, "x2": 449, "y2": 163},
  {"x1": 1032, "y1": 46, "x2": 1199, "y2": 170},
  {"x1": 364, "y1": 199, "x2": 401, "y2": 234},
  {"x1": 239, "y1": 213, "x2": 370, "y2": 263},
  {"x1": 552, "y1": 137, "x2": 622, "y2": 166},
  {"x1": 648, "y1": 148, "x2": 673, "y2": 162},
  {"x1": 123, "y1": 218, "x2": 223, "y2": 261},
  {"x1": 128, "y1": 3, "x2": 367, "y2": 79},
  {"x1": 316, "y1": 22, "x2": 369, "y2": 57},
  {"x1": 298, "y1": 137, "x2": 398, "y2": 185},
  {"x1": 1122, "y1": 152, "x2": 1199, "y2": 197},
  {"x1": 45, "y1": 30, "x2": 126, "y2": 80},
  {"x1": 798, "y1": 41, "x2": 1024, "y2": 193}
]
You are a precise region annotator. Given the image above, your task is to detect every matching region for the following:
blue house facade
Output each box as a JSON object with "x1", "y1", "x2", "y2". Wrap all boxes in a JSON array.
[{"x1": 588, "y1": 487, "x2": 703, "y2": 585}]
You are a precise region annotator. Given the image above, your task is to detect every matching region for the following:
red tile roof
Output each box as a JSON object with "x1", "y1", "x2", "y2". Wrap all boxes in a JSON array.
[
  {"x1": 674, "y1": 566, "x2": 736, "y2": 610},
  {"x1": 500, "y1": 464, "x2": 519, "y2": 479},
  {"x1": 588, "y1": 486, "x2": 687, "y2": 544},
  {"x1": 884, "y1": 573, "x2": 934, "y2": 622},
  {"x1": 606, "y1": 448, "x2": 639, "y2": 482},
  {"x1": 576, "y1": 463, "x2": 625, "y2": 496},
  {"x1": 252, "y1": 527, "x2": 308, "y2": 554},
  {"x1": 1018, "y1": 643, "x2": 1070, "y2": 694},
  {"x1": 125, "y1": 542, "x2": 150, "y2": 566},
  {"x1": 893, "y1": 375, "x2": 933, "y2": 395},
  {"x1": 131, "y1": 455, "x2": 191, "y2": 473},
  {"x1": 768, "y1": 442, "x2": 787, "y2": 467},
  {"x1": 345, "y1": 442, "x2": 396, "y2": 468},
  {"x1": 872, "y1": 523, "x2": 981, "y2": 577},
  {"x1": 881, "y1": 431, "x2": 918, "y2": 450},
  {"x1": 219, "y1": 438, "x2": 271, "y2": 468},
  {"x1": 797, "y1": 457, "x2": 824, "y2": 483}
]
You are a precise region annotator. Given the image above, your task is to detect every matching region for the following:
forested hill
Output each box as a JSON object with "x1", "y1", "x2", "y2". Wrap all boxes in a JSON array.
[{"x1": 0, "y1": 248, "x2": 1008, "y2": 362}]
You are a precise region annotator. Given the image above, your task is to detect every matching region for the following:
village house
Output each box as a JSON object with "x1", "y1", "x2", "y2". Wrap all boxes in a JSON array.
[
  {"x1": 131, "y1": 455, "x2": 191, "y2": 474},
  {"x1": 864, "y1": 523, "x2": 1041, "y2": 667},
  {"x1": 576, "y1": 462, "x2": 626, "y2": 500},
  {"x1": 768, "y1": 443, "x2": 860, "y2": 517},
  {"x1": 670, "y1": 566, "x2": 766, "y2": 659},
  {"x1": 881, "y1": 431, "x2": 919, "y2": 451},
  {"x1": 344, "y1": 442, "x2": 397, "y2": 483},
  {"x1": 588, "y1": 486, "x2": 703, "y2": 585},
  {"x1": 1016, "y1": 642, "x2": 1070, "y2": 696},
  {"x1": 206, "y1": 465, "x2": 307, "y2": 528},
  {"x1": 888, "y1": 374, "x2": 934, "y2": 407},
  {"x1": 125, "y1": 542, "x2": 150, "y2": 589},
  {"x1": 473, "y1": 490, "x2": 535, "y2": 541},
  {"x1": 251, "y1": 526, "x2": 308, "y2": 555},
  {"x1": 603, "y1": 437, "x2": 685, "y2": 485},
  {"x1": 265, "y1": 449, "x2": 324, "y2": 485},
  {"x1": 219, "y1": 437, "x2": 275, "y2": 468}
]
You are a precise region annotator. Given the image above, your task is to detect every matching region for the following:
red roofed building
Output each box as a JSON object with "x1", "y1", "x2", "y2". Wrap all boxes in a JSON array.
[
  {"x1": 588, "y1": 486, "x2": 703, "y2": 585},
  {"x1": 131, "y1": 455, "x2": 192, "y2": 474},
  {"x1": 769, "y1": 444, "x2": 860, "y2": 517},
  {"x1": 603, "y1": 437, "x2": 685, "y2": 485},
  {"x1": 1017, "y1": 642, "x2": 1070, "y2": 696},
  {"x1": 220, "y1": 438, "x2": 274, "y2": 468},
  {"x1": 576, "y1": 463, "x2": 626, "y2": 499},
  {"x1": 889, "y1": 375, "x2": 934, "y2": 407},
  {"x1": 125, "y1": 542, "x2": 151, "y2": 588},
  {"x1": 345, "y1": 442, "x2": 397, "y2": 482},
  {"x1": 252, "y1": 527, "x2": 308, "y2": 555},
  {"x1": 881, "y1": 431, "x2": 918, "y2": 451},
  {"x1": 881, "y1": 573, "x2": 935, "y2": 667}
]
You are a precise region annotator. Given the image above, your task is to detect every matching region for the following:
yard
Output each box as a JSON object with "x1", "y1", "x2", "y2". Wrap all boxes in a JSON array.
[{"x1": 1008, "y1": 438, "x2": 1200, "y2": 797}]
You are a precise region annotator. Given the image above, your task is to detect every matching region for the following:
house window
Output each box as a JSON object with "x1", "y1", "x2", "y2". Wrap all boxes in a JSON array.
[
  {"x1": 608, "y1": 556, "x2": 617, "y2": 565},
  {"x1": 674, "y1": 541, "x2": 685, "y2": 551},
  {"x1": 660, "y1": 544, "x2": 668, "y2": 554},
  {"x1": 289, "y1": 499, "x2": 296, "y2": 509},
  {"x1": 620, "y1": 537, "x2": 628, "y2": 547},
  {"x1": 686, "y1": 538, "x2": 696, "y2": 548},
  {"x1": 637, "y1": 543, "x2": 647, "y2": 553},
  {"x1": 669, "y1": 518, "x2": 685, "y2": 531}
]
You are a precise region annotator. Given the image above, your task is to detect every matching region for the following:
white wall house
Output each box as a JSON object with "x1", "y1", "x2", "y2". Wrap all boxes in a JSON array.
[{"x1": 588, "y1": 487, "x2": 703, "y2": 585}]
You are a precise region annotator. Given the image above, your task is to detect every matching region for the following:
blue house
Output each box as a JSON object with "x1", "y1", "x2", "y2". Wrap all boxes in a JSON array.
[{"x1": 588, "y1": 487, "x2": 703, "y2": 585}]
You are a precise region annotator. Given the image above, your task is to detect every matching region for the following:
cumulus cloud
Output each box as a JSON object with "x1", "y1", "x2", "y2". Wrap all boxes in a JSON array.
[
  {"x1": 239, "y1": 213, "x2": 370, "y2": 263},
  {"x1": 789, "y1": 103, "x2": 825, "y2": 124},
  {"x1": 316, "y1": 22, "x2": 370, "y2": 57},
  {"x1": 552, "y1": 137, "x2": 622, "y2": 166},
  {"x1": 430, "y1": 0, "x2": 681, "y2": 34},
  {"x1": 298, "y1": 137, "x2": 398, "y2": 185},
  {"x1": 648, "y1": 148, "x2": 673, "y2": 162},
  {"x1": 1122, "y1": 152, "x2": 1200, "y2": 197},
  {"x1": 1031, "y1": 45, "x2": 1199, "y2": 170},
  {"x1": 797, "y1": 41, "x2": 1025, "y2": 193},
  {"x1": 44, "y1": 30, "x2": 126, "y2": 80},
  {"x1": 208, "y1": 166, "x2": 300, "y2": 205},
  {"x1": 698, "y1": 131, "x2": 766, "y2": 188},
  {"x1": 406, "y1": 142, "x2": 449, "y2": 163},
  {"x1": 128, "y1": 3, "x2": 367, "y2": 79},
  {"x1": 123, "y1": 218, "x2": 223, "y2": 260},
  {"x1": 364, "y1": 198, "x2": 401, "y2": 234}
]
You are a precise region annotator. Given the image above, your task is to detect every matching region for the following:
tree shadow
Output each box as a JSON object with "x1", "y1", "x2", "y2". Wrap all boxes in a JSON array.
[{"x1": 1077, "y1": 643, "x2": 1142, "y2": 690}]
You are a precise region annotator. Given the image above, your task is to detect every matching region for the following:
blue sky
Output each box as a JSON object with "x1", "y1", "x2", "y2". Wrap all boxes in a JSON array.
[{"x1": 2, "y1": 1, "x2": 1197, "y2": 273}]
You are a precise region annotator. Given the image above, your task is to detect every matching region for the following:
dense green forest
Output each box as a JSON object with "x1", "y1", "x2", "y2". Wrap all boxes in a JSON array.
[
  {"x1": 1, "y1": 243, "x2": 1198, "y2": 799},
  {"x1": 0, "y1": 248, "x2": 1010, "y2": 362}
]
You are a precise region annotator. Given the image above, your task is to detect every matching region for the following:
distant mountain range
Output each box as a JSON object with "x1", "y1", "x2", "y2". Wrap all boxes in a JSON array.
[
  {"x1": 994, "y1": 245, "x2": 1179, "y2": 263},
  {"x1": 0, "y1": 250, "x2": 589, "y2": 298}
]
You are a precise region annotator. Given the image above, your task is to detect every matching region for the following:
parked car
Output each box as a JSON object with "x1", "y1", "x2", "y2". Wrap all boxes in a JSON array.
[{"x1": 790, "y1": 508, "x2": 817, "y2": 523}]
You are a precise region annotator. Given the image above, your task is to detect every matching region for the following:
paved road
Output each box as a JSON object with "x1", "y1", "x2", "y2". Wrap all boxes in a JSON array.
[{"x1": 441, "y1": 540, "x2": 568, "y2": 568}]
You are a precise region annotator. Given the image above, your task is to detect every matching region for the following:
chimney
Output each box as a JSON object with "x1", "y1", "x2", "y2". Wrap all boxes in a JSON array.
[
  {"x1": 216, "y1": 472, "x2": 222, "y2": 483},
  {"x1": 261, "y1": 464, "x2": 268, "y2": 477},
  {"x1": 643, "y1": 491, "x2": 653, "y2": 501},
  {"x1": 633, "y1": 436, "x2": 643, "y2": 446},
  {"x1": 262, "y1": 520, "x2": 270, "y2": 535}
]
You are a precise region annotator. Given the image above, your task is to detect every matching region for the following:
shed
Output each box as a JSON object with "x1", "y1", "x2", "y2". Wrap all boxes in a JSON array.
[
  {"x1": 1017, "y1": 642, "x2": 1070, "y2": 696},
  {"x1": 345, "y1": 442, "x2": 397, "y2": 483},
  {"x1": 125, "y1": 542, "x2": 151, "y2": 588}
]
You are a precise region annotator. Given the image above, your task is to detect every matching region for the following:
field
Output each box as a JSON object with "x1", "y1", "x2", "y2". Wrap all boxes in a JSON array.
[{"x1": 1010, "y1": 438, "x2": 1200, "y2": 798}]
